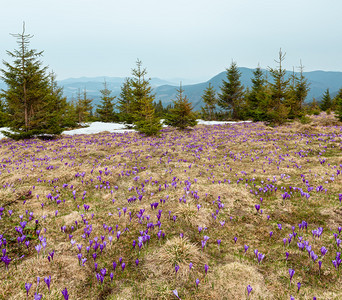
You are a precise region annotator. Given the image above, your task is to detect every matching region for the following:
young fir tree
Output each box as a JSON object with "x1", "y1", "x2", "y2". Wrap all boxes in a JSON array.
[
  {"x1": 117, "y1": 78, "x2": 134, "y2": 125},
  {"x1": 267, "y1": 49, "x2": 290, "y2": 124},
  {"x1": 96, "y1": 80, "x2": 117, "y2": 122},
  {"x1": 294, "y1": 61, "x2": 310, "y2": 113},
  {"x1": 246, "y1": 66, "x2": 270, "y2": 121},
  {"x1": 286, "y1": 67, "x2": 299, "y2": 119},
  {"x1": 75, "y1": 88, "x2": 93, "y2": 124},
  {"x1": 62, "y1": 99, "x2": 78, "y2": 128},
  {"x1": 164, "y1": 83, "x2": 197, "y2": 130},
  {"x1": 218, "y1": 61, "x2": 244, "y2": 120},
  {"x1": 336, "y1": 96, "x2": 342, "y2": 122},
  {"x1": 201, "y1": 83, "x2": 217, "y2": 120},
  {"x1": 130, "y1": 60, "x2": 161, "y2": 135},
  {"x1": 332, "y1": 88, "x2": 342, "y2": 111},
  {"x1": 320, "y1": 88, "x2": 332, "y2": 112},
  {"x1": 286, "y1": 62, "x2": 310, "y2": 119},
  {"x1": 0, "y1": 24, "x2": 65, "y2": 139}
]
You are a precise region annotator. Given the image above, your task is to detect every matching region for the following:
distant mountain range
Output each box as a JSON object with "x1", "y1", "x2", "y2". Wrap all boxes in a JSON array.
[{"x1": 1, "y1": 68, "x2": 342, "y2": 110}]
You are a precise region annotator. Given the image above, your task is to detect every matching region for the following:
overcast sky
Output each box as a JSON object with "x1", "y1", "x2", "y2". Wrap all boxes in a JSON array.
[{"x1": 1, "y1": 0, "x2": 341, "y2": 82}]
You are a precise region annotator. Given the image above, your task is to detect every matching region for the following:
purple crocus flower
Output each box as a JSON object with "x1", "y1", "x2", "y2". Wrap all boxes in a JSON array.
[
  {"x1": 297, "y1": 282, "x2": 301, "y2": 292},
  {"x1": 1, "y1": 255, "x2": 11, "y2": 270},
  {"x1": 135, "y1": 259, "x2": 139, "y2": 266},
  {"x1": 48, "y1": 250, "x2": 55, "y2": 261},
  {"x1": 289, "y1": 268, "x2": 295, "y2": 284},
  {"x1": 121, "y1": 262, "x2": 126, "y2": 271},
  {"x1": 35, "y1": 244, "x2": 42, "y2": 257},
  {"x1": 175, "y1": 264, "x2": 180, "y2": 274},
  {"x1": 196, "y1": 278, "x2": 200, "y2": 288},
  {"x1": 34, "y1": 293, "x2": 42, "y2": 300},
  {"x1": 247, "y1": 284, "x2": 252, "y2": 296},
  {"x1": 173, "y1": 289, "x2": 180, "y2": 299},
  {"x1": 25, "y1": 282, "x2": 32, "y2": 298},
  {"x1": 96, "y1": 273, "x2": 104, "y2": 285},
  {"x1": 189, "y1": 262, "x2": 193, "y2": 270},
  {"x1": 258, "y1": 253, "x2": 265, "y2": 264},
  {"x1": 254, "y1": 249, "x2": 258, "y2": 258},
  {"x1": 204, "y1": 264, "x2": 209, "y2": 275},
  {"x1": 286, "y1": 252, "x2": 289, "y2": 261},
  {"x1": 44, "y1": 275, "x2": 51, "y2": 292},
  {"x1": 244, "y1": 245, "x2": 249, "y2": 253}
]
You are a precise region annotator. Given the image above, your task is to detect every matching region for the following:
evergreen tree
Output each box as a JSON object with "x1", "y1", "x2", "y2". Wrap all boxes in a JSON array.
[
  {"x1": 134, "y1": 99, "x2": 162, "y2": 136},
  {"x1": 96, "y1": 80, "x2": 117, "y2": 122},
  {"x1": 0, "y1": 24, "x2": 66, "y2": 139},
  {"x1": 218, "y1": 61, "x2": 244, "y2": 119},
  {"x1": 332, "y1": 88, "x2": 342, "y2": 111},
  {"x1": 286, "y1": 62, "x2": 310, "y2": 119},
  {"x1": 164, "y1": 83, "x2": 198, "y2": 130},
  {"x1": 305, "y1": 98, "x2": 320, "y2": 115},
  {"x1": 336, "y1": 97, "x2": 342, "y2": 122},
  {"x1": 130, "y1": 60, "x2": 161, "y2": 135},
  {"x1": 320, "y1": 88, "x2": 332, "y2": 111},
  {"x1": 294, "y1": 61, "x2": 310, "y2": 113},
  {"x1": 201, "y1": 83, "x2": 217, "y2": 120},
  {"x1": 75, "y1": 88, "x2": 93, "y2": 123},
  {"x1": 117, "y1": 78, "x2": 134, "y2": 125},
  {"x1": 286, "y1": 67, "x2": 299, "y2": 119},
  {"x1": 267, "y1": 49, "x2": 290, "y2": 124},
  {"x1": 35, "y1": 71, "x2": 67, "y2": 135},
  {"x1": 246, "y1": 66, "x2": 270, "y2": 121},
  {"x1": 62, "y1": 99, "x2": 78, "y2": 128}
]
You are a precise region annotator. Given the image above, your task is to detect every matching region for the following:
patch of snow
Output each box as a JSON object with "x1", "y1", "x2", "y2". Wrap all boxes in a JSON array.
[
  {"x1": 62, "y1": 122, "x2": 135, "y2": 135},
  {"x1": 0, "y1": 120, "x2": 251, "y2": 139}
]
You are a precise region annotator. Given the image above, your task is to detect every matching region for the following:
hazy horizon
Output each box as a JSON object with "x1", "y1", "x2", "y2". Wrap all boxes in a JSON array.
[{"x1": 1, "y1": 0, "x2": 342, "y2": 82}]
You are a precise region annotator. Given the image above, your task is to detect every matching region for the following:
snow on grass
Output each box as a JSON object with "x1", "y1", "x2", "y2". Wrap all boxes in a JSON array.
[{"x1": 0, "y1": 120, "x2": 251, "y2": 139}]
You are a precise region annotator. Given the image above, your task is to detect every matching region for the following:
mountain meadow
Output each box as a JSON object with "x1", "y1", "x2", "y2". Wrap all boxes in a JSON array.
[{"x1": 1, "y1": 112, "x2": 342, "y2": 299}]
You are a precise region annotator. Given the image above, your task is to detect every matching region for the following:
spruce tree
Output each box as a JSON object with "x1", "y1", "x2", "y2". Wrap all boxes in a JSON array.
[
  {"x1": 218, "y1": 61, "x2": 244, "y2": 120},
  {"x1": 62, "y1": 99, "x2": 78, "y2": 128},
  {"x1": 117, "y1": 78, "x2": 134, "y2": 125},
  {"x1": 96, "y1": 80, "x2": 117, "y2": 122},
  {"x1": 336, "y1": 97, "x2": 342, "y2": 122},
  {"x1": 246, "y1": 66, "x2": 269, "y2": 121},
  {"x1": 332, "y1": 88, "x2": 342, "y2": 111},
  {"x1": 130, "y1": 60, "x2": 161, "y2": 135},
  {"x1": 201, "y1": 83, "x2": 217, "y2": 120},
  {"x1": 295, "y1": 61, "x2": 310, "y2": 112},
  {"x1": 75, "y1": 88, "x2": 93, "y2": 124},
  {"x1": 0, "y1": 24, "x2": 66, "y2": 139},
  {"x1": 320, "y1": 89, "x2": 332, "y2": 112},
  {"x1": 164, "y1": 83, "x2": 197, "y2": 130},
  {"x1": 267, "y1": 49, "x2": 290, "y2": 124},
  {"x1": 286, "y1": 62, "x2": 310, "y2": 119}
]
